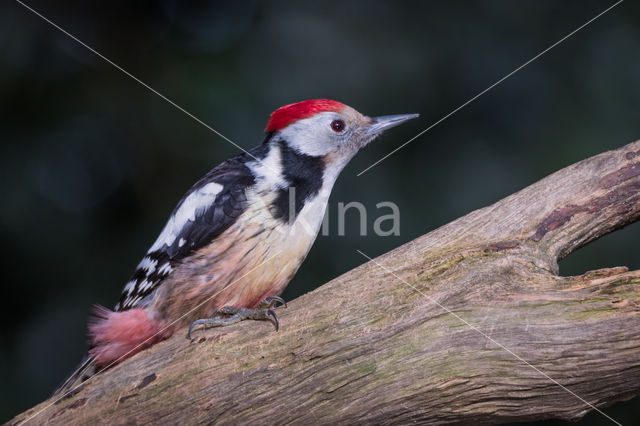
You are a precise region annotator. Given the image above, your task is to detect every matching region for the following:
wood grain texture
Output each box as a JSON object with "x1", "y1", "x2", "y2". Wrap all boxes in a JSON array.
[{"x1": 10, "y1": 141, "x2": 640, "y2": 425}]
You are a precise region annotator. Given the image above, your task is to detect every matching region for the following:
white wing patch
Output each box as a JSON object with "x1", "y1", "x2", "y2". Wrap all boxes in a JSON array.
[
  {"x1": 200, "y1": 182, "x2": 224, "y2": 194},
  {"x1": 158, "y1": 262, "x2": 173, "y2": 275},
  {"x1": 138, "y1": 279, "x2": 153, "y2": 291},
  {"x1": 116, "y1": 150, "x2": 258, "y2": 312},
  {"x1": 123, "y1": 280, "x2": 136, "y2": 293},
  {"x1": 128, "y1": 296, "x2": 141, "y2": 307},
  {"x1": 150, "y1": 182, "x2": 223, "y2": 252},
  {"x1": 137, "y1": 256, "x2": 158, "y2": 274},
  {"x1": 117, "y1": 259, "x2": 175, "y2": 310}
]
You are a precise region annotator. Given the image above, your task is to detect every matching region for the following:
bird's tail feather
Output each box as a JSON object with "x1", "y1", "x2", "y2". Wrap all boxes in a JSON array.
[{"x1": 52, "y1": 355, "x2": 97, "y2": 398}]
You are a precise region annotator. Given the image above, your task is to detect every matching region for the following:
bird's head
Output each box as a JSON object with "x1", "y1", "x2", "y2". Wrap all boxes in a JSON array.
[{"x1": 265, "y1": 99, "x2": 418, "y2": 168}]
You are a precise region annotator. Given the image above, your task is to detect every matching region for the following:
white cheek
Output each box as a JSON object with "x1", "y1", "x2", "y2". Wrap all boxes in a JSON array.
[{"x1": 278, "y1": 113, "x2": 336, "y2": 156}]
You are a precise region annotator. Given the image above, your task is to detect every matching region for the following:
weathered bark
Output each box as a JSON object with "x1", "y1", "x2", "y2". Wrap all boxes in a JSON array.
[{"x1": 11, "y1": 141, "x2": 640, "y2": 426}]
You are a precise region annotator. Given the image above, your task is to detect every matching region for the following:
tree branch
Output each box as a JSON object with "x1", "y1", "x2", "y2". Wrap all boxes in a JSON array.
[{"x1": 12, "y1": 141, "x2": 640, "y2": 425}]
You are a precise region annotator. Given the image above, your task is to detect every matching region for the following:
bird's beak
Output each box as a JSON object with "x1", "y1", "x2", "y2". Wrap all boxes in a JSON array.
[{"x1": 366, "y1": 113, "x2": 420, "y2": 136}]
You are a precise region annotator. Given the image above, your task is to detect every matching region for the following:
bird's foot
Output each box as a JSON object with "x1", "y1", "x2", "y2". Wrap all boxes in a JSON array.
[{"x1": 187, "y1": 296, "x2": 287, "y2": 339}]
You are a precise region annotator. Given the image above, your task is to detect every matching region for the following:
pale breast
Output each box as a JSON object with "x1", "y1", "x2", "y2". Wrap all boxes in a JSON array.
[{"x1": 150, "y1": 185, "x2": 330, "y2": 325}]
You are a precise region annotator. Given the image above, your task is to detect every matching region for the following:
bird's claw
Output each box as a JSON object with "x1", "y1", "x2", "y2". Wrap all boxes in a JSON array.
[
  {"x1": 187, "y1": 296, "x2": 286, "y2": 339},
  {"x1": 187, "y1": 318, "x2": 211, "y2": 340},
  {"x1": 259, "y1": 295, "x2": 287, "y2": 310},
  {"x1": 266, "y1": 308, "x2": 279, "y2": 331}
]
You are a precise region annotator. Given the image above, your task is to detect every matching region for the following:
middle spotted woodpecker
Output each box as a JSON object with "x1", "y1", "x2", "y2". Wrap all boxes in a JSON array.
[{"x1": 55, "y1": 99, "x2": 418, "y2": 394}]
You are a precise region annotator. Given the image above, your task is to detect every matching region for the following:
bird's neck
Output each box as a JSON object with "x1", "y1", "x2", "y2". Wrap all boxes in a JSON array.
[{"x1": 246, "y1": 136, "x2": 342, "y2": 225}]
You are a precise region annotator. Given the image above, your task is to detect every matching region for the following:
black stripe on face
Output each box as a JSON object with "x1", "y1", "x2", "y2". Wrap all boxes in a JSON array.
[{"x1": 270, "y1": 140, "x2": 325, "y2": 222}]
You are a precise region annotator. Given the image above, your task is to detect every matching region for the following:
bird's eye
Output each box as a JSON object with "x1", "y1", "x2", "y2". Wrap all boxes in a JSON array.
[{"x1": 330, "y1": 120, "x2": 345, "y2": 132}]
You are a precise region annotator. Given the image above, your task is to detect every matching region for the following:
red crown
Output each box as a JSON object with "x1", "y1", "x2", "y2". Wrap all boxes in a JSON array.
[{"x1": 265, "y1": 99, "x2": 346, "y2": 132}]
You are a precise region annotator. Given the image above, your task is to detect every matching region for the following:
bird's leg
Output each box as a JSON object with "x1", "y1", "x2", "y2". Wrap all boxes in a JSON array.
[{"x1": 187, "y1": 296, "x2": 287, "y2": 339}]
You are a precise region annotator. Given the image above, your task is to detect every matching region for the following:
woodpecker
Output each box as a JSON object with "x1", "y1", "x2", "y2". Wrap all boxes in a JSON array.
[{"x1": 55, "y1": 99, "x2": 418, "y2": 395}]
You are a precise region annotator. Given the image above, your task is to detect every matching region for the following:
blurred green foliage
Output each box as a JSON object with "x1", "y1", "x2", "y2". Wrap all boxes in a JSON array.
[{"x1": 1, "y1": 0, "x2": 639, "y2": 423}]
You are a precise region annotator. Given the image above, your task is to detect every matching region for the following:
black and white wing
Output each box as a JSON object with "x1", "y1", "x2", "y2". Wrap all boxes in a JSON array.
[{"x1": 115, "y1": 151, "x2": 260, "y2": 311}]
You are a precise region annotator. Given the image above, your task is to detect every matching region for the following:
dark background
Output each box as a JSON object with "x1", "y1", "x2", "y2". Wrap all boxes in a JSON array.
[{"x1": 1, "y1": 0, "x2": 639, "y2": 423}]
